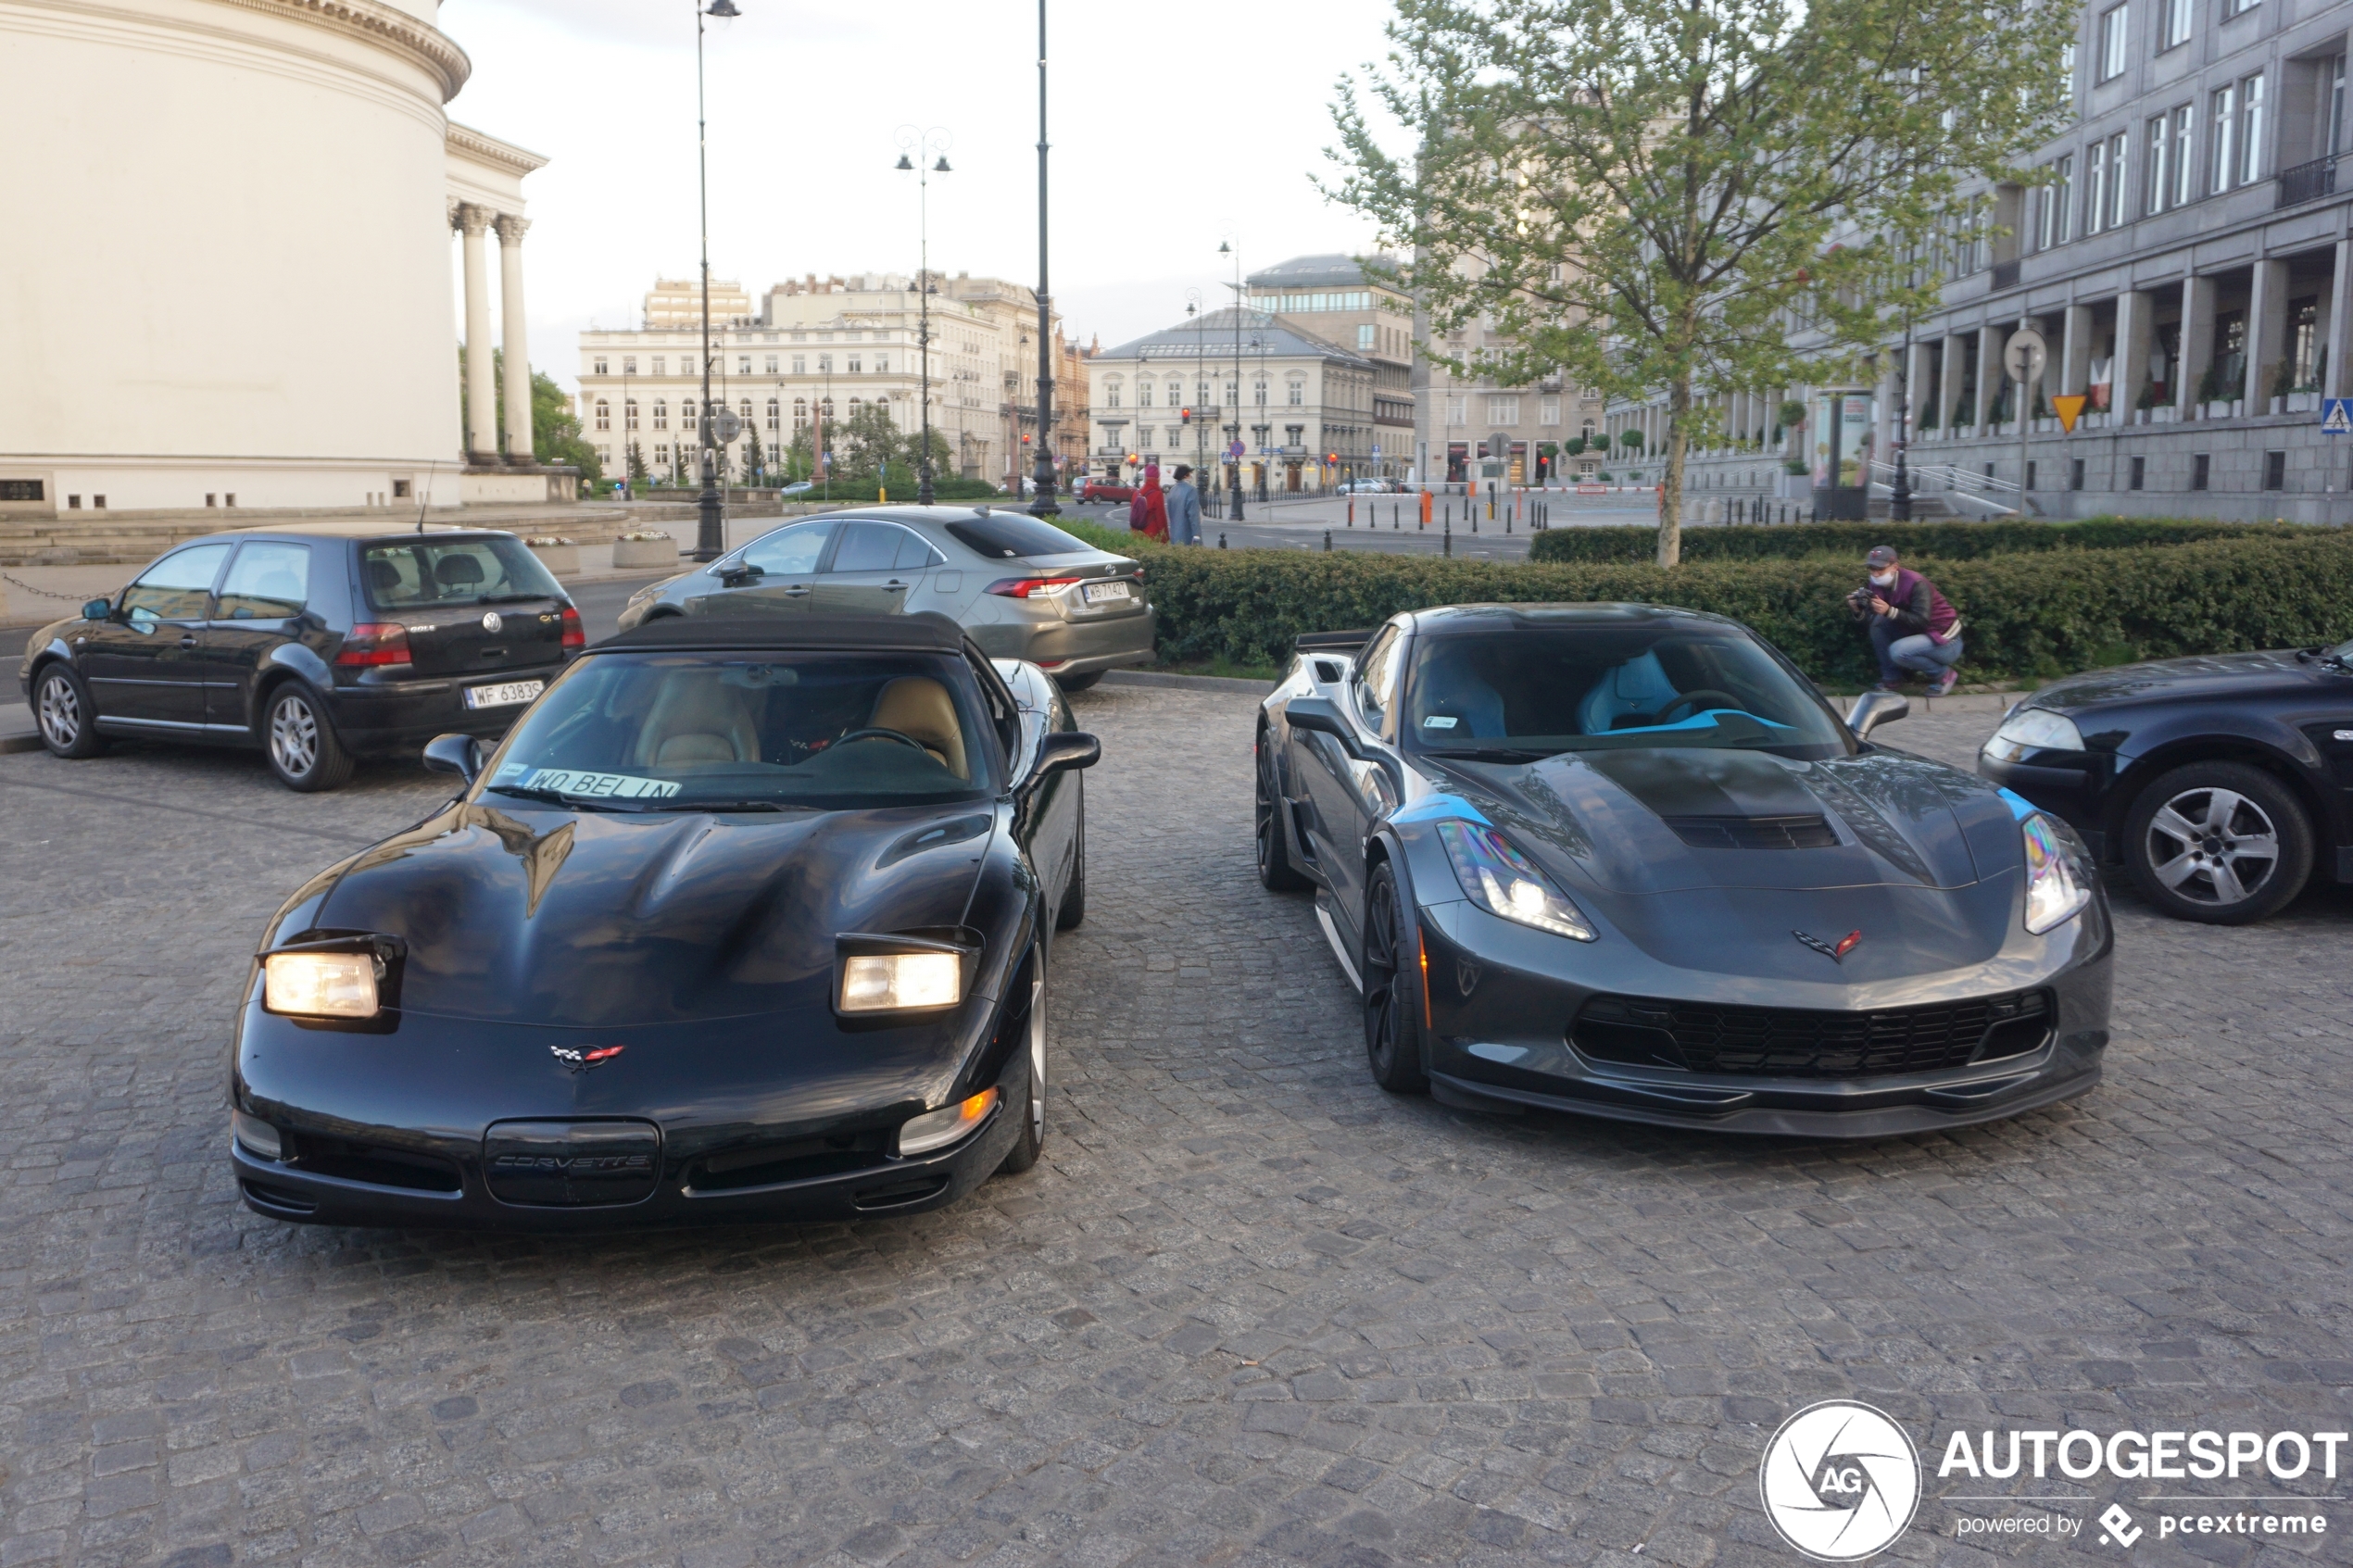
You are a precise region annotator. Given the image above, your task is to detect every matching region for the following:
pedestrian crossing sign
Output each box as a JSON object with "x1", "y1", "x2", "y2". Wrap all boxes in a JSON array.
[{"x1": 2322, "y1": 398, "x2": 2353, "y2": 435}]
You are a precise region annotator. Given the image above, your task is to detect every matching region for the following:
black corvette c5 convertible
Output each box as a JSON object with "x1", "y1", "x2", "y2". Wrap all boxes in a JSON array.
[
  {"x1": 1256, "y1": 604, "x2": 2115, "y2": 1138},
  {"x1": 230, "y1": 612, "x2": 1097, "y2": 1228}
]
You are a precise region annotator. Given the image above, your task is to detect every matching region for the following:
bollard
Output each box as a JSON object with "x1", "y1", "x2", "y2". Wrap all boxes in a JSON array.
[
  {"x1": 1472, "y1": 511, "x2": 1478, "y2": 533},
  {"x1": 1323, "y1": 529, "x2": 1332, "y2": 552},
  {"x1": 1347, "y1": 498, "x2": 1354, "y2": 528},
  {"x1": 1218, "y1": 532, "x2": 1227, "y2": 548},
  {"x1": 1443, "y1": 520, "x2": 1453, "y2": 558}
]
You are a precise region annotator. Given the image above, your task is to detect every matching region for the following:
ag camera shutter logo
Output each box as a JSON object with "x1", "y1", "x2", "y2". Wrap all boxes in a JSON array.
[{"x1": 1759, "y1": 1399, "x2": 1921, "y2": 1561}]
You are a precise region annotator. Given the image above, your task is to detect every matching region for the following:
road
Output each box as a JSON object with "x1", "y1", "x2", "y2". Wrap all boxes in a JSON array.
[{"x1": 0, "y1": 691, "x2": 2347, "y2": 1565}]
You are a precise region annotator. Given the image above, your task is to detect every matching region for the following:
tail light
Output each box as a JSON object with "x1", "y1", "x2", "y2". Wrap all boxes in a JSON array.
[
  {"x1": 559, "y1": 605, "x2": 585, "y2": 650},
  {"x1": 985, "y1": 575, "x2": 1085, "y2": 599},
  {"x1": 335, "y1": 622, "x2": 410, "y2": 666}
]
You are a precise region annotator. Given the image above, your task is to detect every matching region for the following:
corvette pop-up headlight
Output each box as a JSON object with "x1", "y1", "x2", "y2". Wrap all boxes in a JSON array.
[
  {"x1": 1982, "y1": 707, "x2": 2086, "y2": 762},
  {"x1": 1437, "y1": 820, "x2": 1597, "y2": 942},
  {"x1": 262, "y1": 950, "x2": 382, "y2": 1018},
  {"x1": 2020, "y1": 813, "x2": 2092, "y2": 934}
]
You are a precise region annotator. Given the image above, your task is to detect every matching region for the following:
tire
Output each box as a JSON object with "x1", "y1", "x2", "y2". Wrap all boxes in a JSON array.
[
  {"x1": 1052, "y1": 671, "x2": 1103, "y2": 693},
  {"x1": 996, "y1": 958, "x2": 1047, "y2": 1174},
  {"x1": 262, "y1": 684, "x2": 356, "y2": 793},
  {"x1": 1055, "y1": 791, "x2": 1088, "y2": 930},
  {"x1": 1255, "y1": 729, "x2": 1310, "y2": 891},
  {"x1": 2122, "y1": 761, "x2": 2312, "y2": 924},
  {"x1": 32, "y1": 664, "x2": 108, "y2": 759},
  {"x1": 1361, "y1": 860, "x2": 1429, "y2": 1095}
]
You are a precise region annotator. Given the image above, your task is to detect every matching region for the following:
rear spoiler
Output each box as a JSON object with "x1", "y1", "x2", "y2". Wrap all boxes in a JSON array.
[{"x1": 1294, "y1": 629, "x2": 1377, "y2": 654}]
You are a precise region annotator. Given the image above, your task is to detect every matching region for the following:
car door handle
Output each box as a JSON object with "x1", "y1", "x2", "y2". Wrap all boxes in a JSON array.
[
  {"x1": 780, "y1": 584, "x2": 810, "y2": 596},
  {"x1": 883, "y1": 581, "x2": 909, "y2": 592},
  {"x1": 179, "y1": 633, "x2": 199, "y2": 647}
]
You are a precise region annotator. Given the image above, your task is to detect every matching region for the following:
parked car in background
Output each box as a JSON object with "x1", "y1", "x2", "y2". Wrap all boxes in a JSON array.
[
  {"x1": 616, "y1": 506, "x2": 1154, "y2": 692},
  {"x1": 1981, "y1": 637, "x2": 2353, "y2": 923},
  {"x1": 19, "y1": 521, "x2": 583, "y2": 791},
  {"x1": 1078, "y1": 482, "x2": 1135, "y2": 504}
]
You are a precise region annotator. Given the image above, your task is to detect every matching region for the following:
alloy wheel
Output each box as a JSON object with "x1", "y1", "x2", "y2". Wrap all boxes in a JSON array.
[
  {"x1": 37, "y1": 674, "x2": 80, "y2": 748},
  {"x1": 1027, "y1": 974, "x2": 1046, "y2": 1141},
  {"x1": 2143, "y1": 785, "x2": 2280, "y2": 907},
  {"x1": 270, "y1": 695, "x2": 320, "y2": 780}
]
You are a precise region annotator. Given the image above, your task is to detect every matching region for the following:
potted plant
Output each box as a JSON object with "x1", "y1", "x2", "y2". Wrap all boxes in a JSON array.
[
  {"x1": 611, "y1": 530, "x2": 677, "y2": 570},
  {"x1": 523, "y1": 535, "x2": 578, "y2": 575}
]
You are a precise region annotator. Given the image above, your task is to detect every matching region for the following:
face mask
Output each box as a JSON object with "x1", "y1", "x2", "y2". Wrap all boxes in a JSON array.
[{"x1": 1869, "y1": 570, "x2": 1896, "y2": 587}]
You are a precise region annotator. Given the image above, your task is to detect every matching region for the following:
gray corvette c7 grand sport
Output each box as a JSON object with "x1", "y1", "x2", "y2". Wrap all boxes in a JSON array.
[{"x1": 1256, "y1": 604, "x2": 2115, "y2": 1138}]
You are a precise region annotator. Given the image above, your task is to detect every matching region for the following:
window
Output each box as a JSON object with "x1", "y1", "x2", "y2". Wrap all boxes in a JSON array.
[
  {"x1": 1139, "y1": 381, "x2": 1153, "y2": 407},
  {"x1": 2085, "y1": 140, "x2": 2108, "y2": 233},
  {"x1": 1487, "y1": 395, "x2": 1520, "y2": 426},
  {"x1": 2070, "y1": 458, "x2": 2086, "y2": 490},
  {"x1": 736, "y1": 358, "x2": 749, "y2": 376},
  {"x1": 849, "y1": 356, "x2": 862, "y2": 374},
  {"x1": 766, "y1": 397, "x2": 780, "y2": 432},
  {"x1": 623, "y1": 357, "x2": 637, "y2": 374},
  {"x1": 739, "y1": 399, "x2": 752, "y2": 424},
  {"x1": 2224, "y1": 0, "x2": 2255, "y2": 17},
  {"x1": 120, "y1": 544, "x2": 232, "y2": 621},
  {"x1": 2240, "y1": 73, "x2": 2263, "y2": 184},
  {"x1": 1105, "y1": 382, "x2": 1121, "y2": 408},
  {"x1": 1254, "y1": 379, "x2": 1267, "y2": 407},
  {"x1": 765, "y1": 355, "x2": 778, "y2": 374},
  {"x1": 1445, "y1": 395, "x2": 1467, "y2": 425},
  {"x1": 875, "y1": 357, "x2": 888, "y2": 374},
  {"x1": 2099, "y1": 4, "x2": 2128, "y2": 79},
  {"x1": 2108, "y1": 131, "x2": 2131, "y2": 227},
  {"x1": 653, "y1": 399, "x2": 669, "y2": 430},
  {"x1": 2191, "y1": 452, "x2": 2210, "y2": 489},
  {"x1": 593, "y1": 358, "x2": 609, "y2": 376},
  {"x1": 793, "y1": 398, "x2": 808, "y2": 429},
  {"x1": 2173, "y1": 105, "x2": 2196, "y2": 206},
  {"x1": 1289, "y1": 382, "x2": 1306, "y2": 407},
  {"x1": 2056, "y1": 154, "x2": 2075, "y2": 241},
  {"x1": 2060, "y1": 42, "x2": 2076, "y2": 98},
  {"x1": 2210, "y1": 83, "x2": 2236, "y2": 193},
  {"x1": 684, "y1": 401, "x2": 698, "y2": 433},
  {"x1": 1541, "y1": 396, "x2": 1561, "y2": 426},
  {"x1": 2159, "y1": 0, "x2": 2192, "y2": 49},
  {"x1": 625, "y1": 398, "x2": 639, "y2": 431},
  {"x1": 217, "y1": 542, "x2": 311, "y2": 621},
  {"x1": 2331, "y1": 55, "x2": 2347, "y2": 156},
  {"x1": 652, "y1": 357, "x2": 666, "y2": 375},
  {"x1": 1357, "y1": 323, "x2": 1375, "y2": 350},
  {"x1": 792, "y1": 356, "x2": 807, "y2": 374},
  {"x1": 1353, "y1": 625, "x2": 1403, "y2": 732},
  {"x1": 595, "y1": 400, "x2": 610, "y2": 431},
  {"x1": 818, "y1": 354, "x2": 832, "y2": 374},
  {"x1": 2262, "y1": 450, "x2": 2286, "y2": 489},
  {"x1": 2130, "y1": 455, "x2": 2145, "y2": 489},
  {"x1": 2289, "y1": 296, "x2": 2321, "y2": 388}
]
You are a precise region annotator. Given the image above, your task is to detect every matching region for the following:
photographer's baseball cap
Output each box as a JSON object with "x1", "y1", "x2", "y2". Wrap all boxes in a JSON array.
[{"x1": 1865, "y1": 546, "x2": 1900, "y2": 569}]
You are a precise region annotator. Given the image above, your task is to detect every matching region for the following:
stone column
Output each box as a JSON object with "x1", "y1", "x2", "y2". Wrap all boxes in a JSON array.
[
  {"x1": 497, "y1": 216, "x2": 535, "y2": 463},
  {"x1": 2059, "y1": 304, "x2": 2093, "y2": 396},
  {"x1": 2327, "y1": 239, "x2": 2353, "y2": 400},
  {"x1": 2115, "y1": 289, "x2": 2153, "y2": 424},
  {"x1": 1904, "y1": 340, "x2": 1932, "y2": 441},
  {"x1": 1941, "y1": 333, "x2": 1969, "y2": 436},
  {"x1": 2246, "y1": 257, "x2": 2289, "y2": 411},
  {"x1": 458, "y1": 203, "x2": 497, "y2": 463},
  {"x1": 1975, "y1": 325, "x2": 2004, "y2": 432},
  {"x1": 2177, "y1": 271, "x2": 2217, "y2": 420}
]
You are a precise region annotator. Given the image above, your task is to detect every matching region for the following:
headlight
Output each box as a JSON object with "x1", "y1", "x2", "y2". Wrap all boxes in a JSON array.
[
  {"x1": 897, "y1": 1088, "x2": 999, "y2": 1156},
  {"x1": 625, "y1": 583, "x2": 661, "y2": 605},
  {"x1": 1437, "y1": 820, "x2": 1597, "y2": 941},
  {"x1": 2020, "y1": 813, "x2": 2092, "y2": 934},
  {"x1": 231, "y1": 1110, "x2": 283, "y2": 1160},
  {"x1": 1982, "y1": 707, "x2": 2086, "y2": 762},
  {"x1": 839, "y1": 951, "x2": 963, "y2": 1012},
  {"x1": 261, "y1": 950, "x2": 381, "y2": 1018}
]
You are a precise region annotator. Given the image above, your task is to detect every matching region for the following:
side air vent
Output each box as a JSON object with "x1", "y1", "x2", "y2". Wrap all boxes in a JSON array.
[{"x1": 1660, "y1": 814, "x2": 1840, "y2": 850}]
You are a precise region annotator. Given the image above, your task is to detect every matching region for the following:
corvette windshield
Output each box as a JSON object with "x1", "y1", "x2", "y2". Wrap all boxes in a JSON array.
[
  {"x1": 480, "y1": 652, "x2": 998, "y2": 809},
  {"x1": 1403, "y1": 627, "x2": 1850, "y2": 760}
]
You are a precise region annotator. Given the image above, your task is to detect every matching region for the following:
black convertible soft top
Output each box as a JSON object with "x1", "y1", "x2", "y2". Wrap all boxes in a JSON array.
[{"x1": 595, "y1": 610, "x2": 969, "y2": 655}]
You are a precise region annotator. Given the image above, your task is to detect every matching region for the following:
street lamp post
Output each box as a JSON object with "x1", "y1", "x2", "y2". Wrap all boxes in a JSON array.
[
  {"x1": 1892, "y1": 245, "x2": 1918, "y2": 522},
  {"x1": 895, "y1": 127, "x2": 951, "y2": 507},
  {"x1": 691, "y1": 0, "x2": 738, "y2": 562},
  {"x1": 1027, "y1": 0, "x2": 1058, "y2": 516},
  {"x1": 1218, "y1": 239, "x2": 1244, "y2": 521}
]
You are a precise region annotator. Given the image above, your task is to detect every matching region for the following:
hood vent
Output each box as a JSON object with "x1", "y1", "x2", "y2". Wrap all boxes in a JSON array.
[{"x1": 1660, "y1": 814, "x2": 1839, "y2": 850}]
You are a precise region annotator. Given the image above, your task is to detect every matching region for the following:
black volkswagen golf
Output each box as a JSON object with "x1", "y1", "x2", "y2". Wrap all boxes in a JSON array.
[{"x1": 18, "y1": 522, "x2": 583, "y2": 790}]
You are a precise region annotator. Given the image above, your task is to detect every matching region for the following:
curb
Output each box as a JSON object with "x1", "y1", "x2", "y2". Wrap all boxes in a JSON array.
[
  {"x1": 1, "y1": 734, "x2": 44, "y2": 756},
  {"x1": 1100, "y1": 670, "x2": 1277, "y2": 696}
]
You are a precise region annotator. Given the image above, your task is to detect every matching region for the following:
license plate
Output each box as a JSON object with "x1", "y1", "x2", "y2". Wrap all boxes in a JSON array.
[
  {"x1": 1082, "y1": 581, "x2": 1132, "y2": 605},
  {"x1": 464, "y1": 679, "x2": 544, "y2": 710}
]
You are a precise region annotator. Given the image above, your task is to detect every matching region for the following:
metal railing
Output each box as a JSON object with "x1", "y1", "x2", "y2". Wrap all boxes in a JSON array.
[
  {"x1": 2277, "y1": 154, "x2": 2340, "y2": 209},
  {"x1": 1869, "y1": 458, "x2": 2027, "y2": 518}
]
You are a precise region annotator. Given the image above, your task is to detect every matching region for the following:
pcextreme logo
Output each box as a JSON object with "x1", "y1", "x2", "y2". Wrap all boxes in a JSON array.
[{"x1": 1759, "y1": 1400, "x2": 1922, "y2": 1562}]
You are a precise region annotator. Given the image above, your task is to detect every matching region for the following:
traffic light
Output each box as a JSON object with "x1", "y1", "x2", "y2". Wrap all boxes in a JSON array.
[
  {"x1": 1180, "y1": 408, "x2": 1192, "y2": 425},
  {"x1": 1327, "y1": 452, "x2": 1339, "y2": 466},
  {"x1": 1021, "y1": 433, "x2": 1032, "y2": 445}
]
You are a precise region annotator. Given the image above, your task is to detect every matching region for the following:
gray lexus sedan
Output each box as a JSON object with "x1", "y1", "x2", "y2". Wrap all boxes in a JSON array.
[{"x1": 616, "y1": 507, "x2": 1154, "y2": 690}]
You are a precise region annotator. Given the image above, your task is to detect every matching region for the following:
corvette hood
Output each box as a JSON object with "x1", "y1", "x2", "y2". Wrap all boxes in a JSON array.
[
  {"x1": 310, "y1": 801, "x2": 996, "y2": 1026},
  {"x1": 1429, "y1": 746, "x2": 2012, "y2": 896}
]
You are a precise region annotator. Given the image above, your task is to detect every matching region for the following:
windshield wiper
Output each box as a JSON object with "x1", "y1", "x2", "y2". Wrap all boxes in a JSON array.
[
  {"x1": 1422, "y1": 746, "x2": 1559, "y2": 763},
  {"x1": 482, "y1": 784, "x2": 647, "y2": 811},
  {"x1": 476, "y1": 591, "x2": 551, "y2": 604},
  {"x1": 635, "y1": 799, "x2": 806, "y2": 813}
]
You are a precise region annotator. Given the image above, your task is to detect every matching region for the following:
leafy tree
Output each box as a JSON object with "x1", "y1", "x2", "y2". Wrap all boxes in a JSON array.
[
  {"x1": 1328, "y1": 0, "x2": 2072, "y2": 563},
  {"x1": 627, "y1": 441, "x2": 648, "y2": 483},
  {"x1": 1562, "y1": 435, "x2": 1587, "y2": 457},
  {"x1": 834, "y1": 401, "x2": 902, "y2": 480},
  {"x1": 1618, "y1": 429, "x2": 1645, "y2": 452},
  {"x1": 744, "y1": 424, "x2": 766, "y2": 483}
]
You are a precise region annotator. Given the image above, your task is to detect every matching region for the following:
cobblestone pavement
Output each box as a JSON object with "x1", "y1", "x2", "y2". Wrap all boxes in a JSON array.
[{"x1": 1, "y1": 696, "x2": 2349, "y2": 1568}]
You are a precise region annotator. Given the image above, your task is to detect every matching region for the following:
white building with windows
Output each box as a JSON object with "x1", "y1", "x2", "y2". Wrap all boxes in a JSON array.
[
  {"x1": 1244, "y1": 255, "x2": 1417, "y2": 475},
  {"x1": 1088, "y1": 307, "x2": 1381, "y2": 493},
  {"x1": 0, "y1": 0, "x2": 559, "y2": 521}
]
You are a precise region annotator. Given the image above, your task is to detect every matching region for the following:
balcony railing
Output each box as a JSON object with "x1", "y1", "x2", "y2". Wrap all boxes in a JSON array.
[{"x1": 2277, "y1": 154, "x2": 2340, "y2": 209}]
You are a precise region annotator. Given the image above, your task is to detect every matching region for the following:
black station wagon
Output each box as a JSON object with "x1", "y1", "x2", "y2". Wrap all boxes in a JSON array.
[{"x1": 17, "y1": 521, "x2": 583, "y2": 790}]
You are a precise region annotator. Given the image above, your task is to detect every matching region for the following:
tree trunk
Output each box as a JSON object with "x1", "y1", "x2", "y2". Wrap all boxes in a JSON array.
[{"x1": 1655, "y1": 373, "x2": 1692, "y2": 567}]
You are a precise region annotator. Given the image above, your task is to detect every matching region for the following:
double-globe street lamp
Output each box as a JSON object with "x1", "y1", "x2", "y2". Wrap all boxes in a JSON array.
[
  {"x1": 894, "y1": 126, "x2": 951, "y2": 507},
  {"x1": 1027, "y1": 0, "x2": 1058, "y2": 516},
  {"x1": 1216, "y1": 238, "x2": 1244, "y2": 521},
  {"x1": 691, "y1": 0, "x2": 739, "y2": 561}
]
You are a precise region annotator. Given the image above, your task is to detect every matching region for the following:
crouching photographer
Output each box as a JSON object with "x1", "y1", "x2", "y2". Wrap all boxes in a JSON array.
[{"x1": 1848, "y1": 545, "x2": 1964, "y2": 696}]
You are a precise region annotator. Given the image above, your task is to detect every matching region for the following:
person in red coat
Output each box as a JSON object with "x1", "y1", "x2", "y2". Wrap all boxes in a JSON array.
[{"x1": 1129, "y1": 463, "x2": 1169, "y2": 541}]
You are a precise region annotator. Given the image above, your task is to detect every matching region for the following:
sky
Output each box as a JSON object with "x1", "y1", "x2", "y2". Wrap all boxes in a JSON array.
[{"x1": 439, "y1": 0, "x2": 1411, "y2": 392}]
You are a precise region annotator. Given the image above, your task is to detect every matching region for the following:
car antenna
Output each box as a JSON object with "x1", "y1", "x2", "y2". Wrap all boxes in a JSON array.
[
  {"x1": 976, "y1": 503, "x2": 990, "y2": 516},
  {"x1": 415, "y1": 458, "x2": 437, "y2": 533}
]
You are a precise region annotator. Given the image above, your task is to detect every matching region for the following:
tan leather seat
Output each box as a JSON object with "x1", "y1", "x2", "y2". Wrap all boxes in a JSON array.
[
  {"x1": 866, "y1": 677, "x2": 966, "y2": 778},
  {"x1": 635, "y1": 671, "x2": 760, "y2": 768}
]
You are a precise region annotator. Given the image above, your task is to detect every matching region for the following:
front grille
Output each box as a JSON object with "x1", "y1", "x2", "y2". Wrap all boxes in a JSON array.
[
  {"x1": 688, "y1": 1132, "x2": 892, "y2": 1194},
  {"x1": 1573, "y1": 991, "x2": 2050, "y2": 1079},
  {"x1": 1660, "y1": 814, "x2": 1839, "y2": 850},
  {"x1": 287, "y1": 1136, "x2": 461, "y2": 1193}
]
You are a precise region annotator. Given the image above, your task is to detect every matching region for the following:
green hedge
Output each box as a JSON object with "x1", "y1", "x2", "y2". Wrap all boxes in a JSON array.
[
  {"x1": 1125, "y1": 532, "x2": 2353, "y2": 686},
  {"x1": 1525, "y1": 516, "x2": 2312, "y2": 565}
]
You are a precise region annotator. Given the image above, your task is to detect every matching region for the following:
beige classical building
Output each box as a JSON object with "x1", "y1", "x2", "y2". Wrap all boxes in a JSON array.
[
  {"x1": 1246, "y1": 255, "x2": 1417, "y2": 476},
  {"x1": 0, "y1": 0, "x2": 559, "y2": 521},
  {"x1": 577, "y1": 271, "x2": 1074, "y2": 487}
]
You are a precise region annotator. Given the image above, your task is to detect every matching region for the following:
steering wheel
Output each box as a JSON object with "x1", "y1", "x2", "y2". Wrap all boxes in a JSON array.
[
  {"x1": 834, "y1": 727, "x2": 931, "y2": 756},
  {"x1": 1653, "y1": 689, "x2": 1743, "y2": 725}
]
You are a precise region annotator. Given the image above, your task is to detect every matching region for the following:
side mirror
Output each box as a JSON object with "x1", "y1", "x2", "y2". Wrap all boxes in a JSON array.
[
  {"x1": 1038, "y1": 730, "x2": 1101, "y2": 776},
  {"x1": 422, "y1": 732, "x2": 484, "y2": 784},
  {"x1": 1845, "y1": 690, "x2": 1909, "y2": 740},
  {"x1": 1284, "y1": 696, "x2": 1351, "y2": 739},
  {"x1": 81, "y1": 598, "x2": 110, "y2": 621}
]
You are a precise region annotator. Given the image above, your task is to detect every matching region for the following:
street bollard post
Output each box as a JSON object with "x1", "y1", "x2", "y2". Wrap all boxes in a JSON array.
[{"x1": 1323, "y1": 529, "x2": 1332, "y2": 552}]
